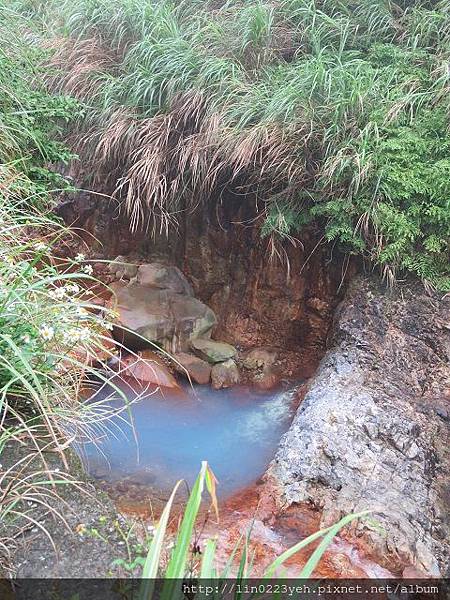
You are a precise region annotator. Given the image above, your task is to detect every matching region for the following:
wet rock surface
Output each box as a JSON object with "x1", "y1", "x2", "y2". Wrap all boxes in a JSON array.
[
  {"x1": 243, "y1": 347, "x2": 279, "y2": 390},
  {"x1": 118, "y1": 350, "x2": 180, "y2": 388},
  {"x1": 271, "y1": 276, "x2": 450, "y2": 576},
  {"x1": 211, "y1": 358, "x2": 240, "y2": 389},
  {"x1": 242, "y1": 348, "x2": 277, "y2": 371},
  {"x1": 171, "y1": 352, "x2": 212, "y2": 384}
]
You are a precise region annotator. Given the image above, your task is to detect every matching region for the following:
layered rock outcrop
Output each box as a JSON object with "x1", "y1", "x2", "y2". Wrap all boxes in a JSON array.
[{"x1": 270, "y1": 277, "x2": 450, "y2": 576}]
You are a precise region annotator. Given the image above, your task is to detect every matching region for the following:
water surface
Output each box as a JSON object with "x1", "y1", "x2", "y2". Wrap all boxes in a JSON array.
[{"x1": 77, "y1": 379, "x2": 296, "y2": 499}]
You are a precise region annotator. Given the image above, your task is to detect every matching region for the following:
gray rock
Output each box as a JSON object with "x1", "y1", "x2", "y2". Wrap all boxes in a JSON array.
[
  {"x1": 190, "y1": 339, "x2": 237, "y2": 364},
  {"x1": 211, "y1": 359, "x2": 240, "y2": 389},
  {"x1": 172, "y1": 352, "x2": 212, "y2": 385},
  {"x1": 111, "y1": 282, "x2": 216, "y2": 352},
  {"x1": 243, "y1": 347, "x2": 279, "y2": 389},
  {"x1": 108, "y1": 255, "x2": 138, "y2": 280},
  {"x1": 242, "y1": 348, "x2": 277, "y2": 370},
  {"x1": 270, "y1": 276, "x2": 450, "y2": 576},
  {"x1": 136, "y1": 262, "x2": 193, "y2": 296}
]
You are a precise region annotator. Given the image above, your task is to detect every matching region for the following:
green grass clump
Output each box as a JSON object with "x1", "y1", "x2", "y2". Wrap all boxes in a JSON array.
[
  {"x1": 24, "y1": 0, "x2": 449, "y2": 290},
  {"x1": 0, "y1": 7, "x2": 81, "y2": 211},
  {"x1": 0, "y1": 8, "x2": 123, "y2": 572},
  {"x1": 0, "y1": 7, "x2": 118, "y2": 445}
]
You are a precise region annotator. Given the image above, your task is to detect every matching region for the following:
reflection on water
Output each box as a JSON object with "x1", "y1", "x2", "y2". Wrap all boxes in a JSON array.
[{"x1": 76, "y1": 379, "x2": 297, "y2": 499}]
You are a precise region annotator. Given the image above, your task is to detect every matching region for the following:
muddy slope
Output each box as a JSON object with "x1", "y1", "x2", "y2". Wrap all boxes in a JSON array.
[{"x1": 270, "y1": 276, "x2": 450, "y2": 576}]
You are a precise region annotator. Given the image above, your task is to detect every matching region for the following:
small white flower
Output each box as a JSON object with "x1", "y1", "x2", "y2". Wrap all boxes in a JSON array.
[
  {"x1": 22, "y1": 334, "x2": 31, "y2": 344},
  {"x1": 81, "y1": 265, "x2": 93, "y2": 276},
  {"x1": 63, "y1": 329, "x2": 78, "y2": 343},
  {"x1": 65, "y1": 283, "x2": 80, "y2": 295},
  {"x1": 35, "y1": 242, "x2": 48, "y2": 252},
  {"x1": 63, "y1": 327, "x2": 90, "y2": 343},
  {"x1": 39, "y1": 325, "x2": 55, "y2": 341},
  {"x1": 49, "y1": 287, "x2": 66, "y2": 300},
  {"x1": 74, "y1": 253, "x2": 86, "y2": 262},
  {"x1": 79, "y1": 327, "x2": 91, "y2": 341}
]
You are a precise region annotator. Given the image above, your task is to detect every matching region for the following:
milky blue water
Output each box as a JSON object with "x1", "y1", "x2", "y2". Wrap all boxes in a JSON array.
[{"x1": 77, "y1": 379, "x2": 296, "y2": 498}]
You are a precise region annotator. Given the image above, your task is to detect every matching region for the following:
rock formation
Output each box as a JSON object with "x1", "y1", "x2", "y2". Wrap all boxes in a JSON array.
[
  {"x1": 110, "y1": 280, "x2": 216, "y2": 353},
  {"x1": 270, "y1": 276, "x2": 450, "y2": 576}
]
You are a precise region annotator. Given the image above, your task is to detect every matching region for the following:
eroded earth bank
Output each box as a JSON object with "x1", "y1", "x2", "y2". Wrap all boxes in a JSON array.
[{"x1": 14, "y1": 197, "x2": 450, "y2": 579}]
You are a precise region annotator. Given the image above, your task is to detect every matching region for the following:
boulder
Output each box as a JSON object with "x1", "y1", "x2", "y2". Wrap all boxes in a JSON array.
[
  {"x1": 120, "y1": 350, "x2": 179, "y2": 389},
  {"x1": 108, "y1": 255, "x2": 138, "y2": 281},
  {"x1": 136, "y1": 263, "x2": 193, "y2": 296},
  {"x1": 172, "y1": 352, "x2": 211, "y2": 385},
  {"x1": 243, "y1": 348, "x2": 279, "y2": 390},
  {"x1": 190, "y1": 339, "x2": 237, "y2": 364},
  {"x1": 211, "y1": 359, "x2": 240, "y2": 389},
  {"x1": 242, "y1": 348, "x2": 277, "y2": 371},
  {"x1": 111, "y1": 282, "x2": 216, "y2": 352},
  {"x1": 270, "y1": 276, "x2": 450, "y2": 576}
]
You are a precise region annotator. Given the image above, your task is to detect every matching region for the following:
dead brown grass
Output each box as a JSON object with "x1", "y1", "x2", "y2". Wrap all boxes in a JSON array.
[{"x1": 45, "y1": 37, "x2": 118, "y2": 100}]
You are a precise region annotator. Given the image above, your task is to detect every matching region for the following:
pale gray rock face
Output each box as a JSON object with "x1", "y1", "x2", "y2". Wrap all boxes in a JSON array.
[
  {"x1": 271, "y1": 276, "x2": 450, "y2": 576},
  {"x1": 136, "y1": 263, "x2": 194, "y2": 296}
]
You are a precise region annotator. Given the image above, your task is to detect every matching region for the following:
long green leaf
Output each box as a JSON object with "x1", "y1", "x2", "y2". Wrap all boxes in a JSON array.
[
  {"x1": 298, "y1": 511, "x2": 369, "y2": 578},
  {"x1": 200, "y1": 538, "x2": 217, "y2": 578},
  {"x1": 139, "y1": 480, "x2": 183, "y2": 600},
  {"x1": 162, "y1": 462, "x2": 208, "y2": 580},
  {"x1": 264, "y1": 511, "x2": 369, "y2": 579}
]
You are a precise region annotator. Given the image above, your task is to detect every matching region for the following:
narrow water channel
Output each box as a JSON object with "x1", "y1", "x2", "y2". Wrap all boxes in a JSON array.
[{"x1": 77, "y1": 379, "x2": 298, "y2": 500}]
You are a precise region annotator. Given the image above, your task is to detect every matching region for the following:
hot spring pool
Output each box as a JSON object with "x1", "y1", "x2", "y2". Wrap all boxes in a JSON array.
[{"x1": 76, "y1": 379, "x2": 297, "y2": 500}]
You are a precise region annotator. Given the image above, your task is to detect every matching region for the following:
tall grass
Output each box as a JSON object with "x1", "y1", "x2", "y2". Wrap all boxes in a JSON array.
[
  {"x1": 20, "y1": 0, "x2": 450, "y2": 290},
  {"x1": 0, "y1": 189, "x2": 129, "y2": 570},
  {"x1": 0, "y1": 8, "x2": 132, "y2": 573}
]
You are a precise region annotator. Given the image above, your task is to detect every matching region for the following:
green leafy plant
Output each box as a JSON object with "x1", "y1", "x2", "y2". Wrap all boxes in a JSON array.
[{"x1": 0, "y1": 7, "x2": 81, "y2": 211}]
